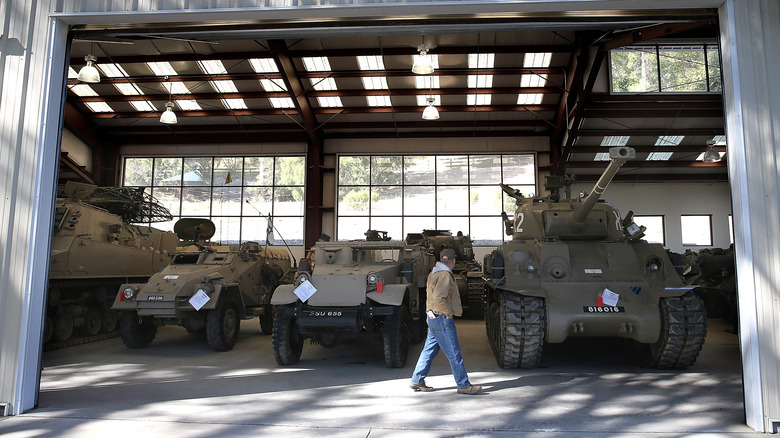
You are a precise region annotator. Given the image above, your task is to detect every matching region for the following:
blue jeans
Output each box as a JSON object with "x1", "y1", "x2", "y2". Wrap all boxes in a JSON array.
[{"x1": 410, "y1": 315, "x2": 471, "y2": 389}]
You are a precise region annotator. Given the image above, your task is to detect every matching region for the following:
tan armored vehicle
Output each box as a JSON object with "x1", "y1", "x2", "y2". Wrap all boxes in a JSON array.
[
  {"x1": 112, "y1": 219, "x2": 292, "y2": 351},
  {"x1": 483, "y1": 147, "x2": 706, "y2": 369},
  {"x1": 270, "y1": 237, "x2": 429, "y2": 368},
  {"x1": 406, "y1": 229, "x2": 485, "y2": 318},
  {"x1": 46, "y1": 182, "x2": 177, "y2": 345}
]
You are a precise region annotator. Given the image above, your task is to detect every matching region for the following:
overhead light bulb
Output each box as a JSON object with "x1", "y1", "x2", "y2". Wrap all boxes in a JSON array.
[
  {"x1": 422, "y1": 98, "x2": 439, "y2": 120},
  {"x1": 412, "y1": 49, "x2": 434, "y2": 75},
  {"x1": 159, "y1": 101, "x2": 177, "y2": 124},
  {"x1": 702, "y1": 146, "x2": 721, "y2": 163},
  {"x1": 77, "y1": 54, "x2": 100, "y2": 83}
]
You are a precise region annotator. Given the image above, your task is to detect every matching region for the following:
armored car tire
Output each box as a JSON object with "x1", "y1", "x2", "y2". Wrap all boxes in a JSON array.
[
  {"x1": 119, "y1": 312, "x2": 157, "y2": 348},
  {"x1": 383, "y1": 306, "x2": 410, "y2": 368},
  {"x1": 486, "y1": 291, "x2": 545, "y2": 369},
  {"x1": 647, "y1": 291, "x2": 707, "y2": 369},
  {"x1": 207, "y1": 296, "x2": 241, "y2": 352},
  {"x1": 272, "y1": 305, "x2": 304, "y2": 365}
]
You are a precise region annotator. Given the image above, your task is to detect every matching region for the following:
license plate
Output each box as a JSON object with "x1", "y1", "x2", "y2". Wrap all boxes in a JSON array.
[
  {"x1": 304, "y1": 310, "x2": 345, "y2": 317},
  {"x1": 583, "y1": 306, "x2": 624, "y2": 313},
  {"x1": 147, "y1": 295, "x2": 165, "y2": 301}
]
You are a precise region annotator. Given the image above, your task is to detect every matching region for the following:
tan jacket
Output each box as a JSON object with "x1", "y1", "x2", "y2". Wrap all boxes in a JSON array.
[{"x1": 426, "y1": 262, "x2": 463, "y2": 318}]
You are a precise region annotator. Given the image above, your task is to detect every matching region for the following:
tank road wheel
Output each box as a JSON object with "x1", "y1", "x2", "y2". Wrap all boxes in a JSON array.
[
  {"x1": 79, "y1": 309, "x2": 102, "y2": 337},
  {"x1": 53, "y1": 314, "x2": 74, "y2": 342},
  {"x1": 648, "y1": 291, "x2": 707, "y2": 369},
  {"x1": 260, "y1": 304, "x2": 274, "y2": 335},
  {"x1": 119, "y1": 312, "x2": 157, "y2": 348},
  {"x1": 486, "y1": 291, "x2": 545, "y2": 369},
  {"x1": 467, "y1": 277, "x2": 486, "y2": 320},
  {"x1": 383, "y1": 306, "x2": 410, "y2": 368},
  {"x1": 272, "y1": 305, "x2": 303, "y2": 365},
  {"x1": 101, "y1": 309, "x2": 118, "y2": 333},
  {"x1": 207, "y1": 297, "x2": 241, "y2": 352},
  {"x1": 43, "y1": 316, "x2": 54, "y2": 344}
]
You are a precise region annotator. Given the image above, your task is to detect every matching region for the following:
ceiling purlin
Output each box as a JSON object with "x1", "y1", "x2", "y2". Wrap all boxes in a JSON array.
[{"x1": 550, "y1": 34, "x2": 585, "y2": 167}]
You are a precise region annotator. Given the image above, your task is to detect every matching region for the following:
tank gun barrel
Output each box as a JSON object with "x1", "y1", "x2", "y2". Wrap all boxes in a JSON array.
[
  {"x1": 500, "y1": 183, "x2": 524, "y2": 201},
  {"x1": 573, "y1": 147, "x2": 635, "y2": 224}
]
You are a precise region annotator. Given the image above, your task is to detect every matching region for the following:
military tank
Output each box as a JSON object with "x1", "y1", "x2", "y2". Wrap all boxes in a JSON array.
[
  {"x1": 270, "y1": 236, "x2": 429, "y2": 368},
  {"x1": 483, "y1": 147, "x2": 707, "y2": 369},
  {"x1": 46, "y1": 182, "x2": 177, "y2": 346},
  {"x1": 405, "y1": 229, "x2": 485, "y2": 318},
  {"x1": 111, "y1": 218, "x2": 292, "y2": 351}
]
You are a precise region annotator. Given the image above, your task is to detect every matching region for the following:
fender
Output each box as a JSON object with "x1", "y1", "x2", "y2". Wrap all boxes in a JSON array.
[
  {"x1": 367, "y1": 284, "x2": 407, "y2": 306},
  {"x1": 270, "y1": 284, "x2": 299, "y2": 305},
  {"x1": 199, "y1": 283, "x2": 244, "y2": 315}
]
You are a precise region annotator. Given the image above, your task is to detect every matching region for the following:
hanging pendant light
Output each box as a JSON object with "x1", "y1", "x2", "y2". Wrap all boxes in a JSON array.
[
  {"x1": 77, "y1": 54, "x2": 100, "y2": 83},
  {"x1": 160, "y1": 101, "x2": 177, "y2": 124},
  {"x1": 702, "y1": 142, "x2": 721, "y2": 163},
  {"x1": 422, "y1": 98, "x2": 439, "y2": 120},
  {"x1": 412, "y1": 49, "x2": 434, "y2": 75}
]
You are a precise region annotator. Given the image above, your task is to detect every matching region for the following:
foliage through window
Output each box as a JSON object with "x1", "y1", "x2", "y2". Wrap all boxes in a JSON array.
[
  {"x1": 610, "y1": 45, "x2": 722, "y2": 93},
  {"x1": 337, "y1": 154, "x2": 536, "y2": 246},
  {"x1": 122, "y1": 156, "x2": 305, "y2": 245}
]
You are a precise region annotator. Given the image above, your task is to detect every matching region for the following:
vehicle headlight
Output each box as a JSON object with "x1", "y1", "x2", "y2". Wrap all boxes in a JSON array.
[
  {"x1": 367, "y1": 273, "x2": 379, "y2": 285},
  {"x1": 294, "y1": 271, "x2": 311, "y2": 286},
  {"x1": 647, "y1": 257, "x2": 664, "y2": 274},
  {"x1": 123, "y1": 287, "x2": 136, "y2": 300}
]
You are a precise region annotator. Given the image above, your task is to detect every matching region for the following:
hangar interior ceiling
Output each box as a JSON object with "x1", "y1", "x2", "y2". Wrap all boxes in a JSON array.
[{"x1": 61, "y1": 8, "x2": 726, "y2": 185}]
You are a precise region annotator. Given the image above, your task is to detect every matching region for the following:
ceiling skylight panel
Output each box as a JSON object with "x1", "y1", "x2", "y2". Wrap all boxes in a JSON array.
[
  {"x1": 70, "y1": 84, "x2": 98, "y2": 96},
  {"x1": 162, "y1": 82, "x2": 191, "y2": 95},
  {"x1": 594, "y1": 153, "x2": 611, "y2": 161},
  {"x1": 146, "y1": 62, "x2": 178, "y2": 76},
  {"x1": 130, "y1": 101, "x2": 156, "y2": 112},
  {"x1": 221, "y1": 98, "x2": 247, "y2": 110},
  {"x1": 357, "y1": 55, "x2": 385, "y2": 70},
  {"x1": 367, "y1": 96, "x2": 392, "y2": 107},
  {"x1": 98, "y1": 63, "x2": 129, "y2": 78},
  {"x1": 601, "y1": 136, "x2": 631, "y2": 146},
  {"x1": 310, "y1": 77, "x2": 338, "y2": 91},
  {"x1": 316, "y1": 96, "x2": 343, "y2": 108},
  {"x1": 197, "y1": 60, "x2": 228, "y2": 75},
  {"x1": 646, "y1": 152, "x2": 673, "y2": 161},
  {"x1": 655, "y1": 135, "x2": 685, "y2": 146},
  {"x1": 468, "y1": 53, "x2": 495, "y2": 69},
  {"x1": 302, "y1": 57, "x2": 332, "y2": 72},
  {"x1": 517, "y1": 93, "x2": 543, "y2": 105},
  {"x1": 84, "y1": 102, "x2": 113, "y2": 113},
  {"x1": 417, "y1": 95, "x2": 440, "y2": 106},
  {"x1": 468, "y1": 75, "x2": 493, "y2": 88},
  {"x1": 467, "y1": 94, "x2": 492, "y2": 105},
  {"x1": 211, "y1": 80, "x2": 238, "y2": 93},
  {"x1": 249, "y1": 58, "x2": 278, "y2": 73},
  {"x1": 259, "y1": 79, "x2": 287, "y2": 92},
  {"x1": 114, "y1": 83, "x2": 144, "y2": 95},
  {"x1": 711, "y1": 135, "x2": 726, "y2": 145},
  {"x1": 176, "y1": 100, "x2": 202, "y2": 111},
  {"x1": 523, "y1": 52, "x2": 552, "y2": 67},
  {"x1": 361, "y1": 77, "x2": 389, "y2": 90},
  {"x1": 521, "y1": 73, "x2": 548, "y2": 87},
  {"x1": 269, "y1": 97, "x2": 295, "y2": 108},
  {"x1": 415, "y1": 76, "x2": 440, "y2": 89},
  {"x1": 68, "y1": 67, "x2": 78, "y2": 79}
]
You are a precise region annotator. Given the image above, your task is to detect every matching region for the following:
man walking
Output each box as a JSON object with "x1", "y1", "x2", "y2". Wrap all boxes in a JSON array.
[{"x1": 409, "y1": 248, "x2": 482, "y2": 395}]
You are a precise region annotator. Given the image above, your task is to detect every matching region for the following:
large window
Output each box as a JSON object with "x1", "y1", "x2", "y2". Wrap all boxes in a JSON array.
[
  {"x1": 610, "y1": 45, "x2": 721, "y2": 93},
  {"x1": 123, "y1": 156, "x2": 305, "y2": 245},
  {"x1": 681, "y1": 215, "x2": 713, "y2": 246},
  {"x1": 337, "y1": 154, "x2": 536, "y2": 245},
  {"x1": 633, "y1": 215, "x2": 665, "y2": 245}
]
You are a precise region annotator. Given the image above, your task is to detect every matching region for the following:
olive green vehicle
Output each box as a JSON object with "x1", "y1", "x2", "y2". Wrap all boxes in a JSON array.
[
  {"x1": 112, "y1": 219, "x2": 292, "y2": 351},
  {"x1": 270, "y1": 238, "x2": 429, "y2": 368},
  {"x1": 483, "y1": 147, "x2": 707, "y2": 369},
  {"x1": 46, "y1": 182, "x2": 178, "y2": 345},
  {"x1": 406, "y1": 229, "x2": 485, "y2": 319}
]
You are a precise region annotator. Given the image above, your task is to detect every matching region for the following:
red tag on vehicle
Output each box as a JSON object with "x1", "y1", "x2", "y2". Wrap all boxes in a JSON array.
[
  {"x1": 377, "y1": 282, "x2": 383, "y2": 293},
  {"x1": 596, "y1": 296, "x2": 604, "y2": 307}
]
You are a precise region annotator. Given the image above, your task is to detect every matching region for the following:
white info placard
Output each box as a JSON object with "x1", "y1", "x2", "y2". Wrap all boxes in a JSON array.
[
  {"x1": 189, "y1": 289, "x2": 211, "y2": 311},
  {"x1": 601, "y1": 288, "x2": 620, "y2": 307},
  {"x1": 294, "y1": 279, "x2": 318, "y2": 302}
]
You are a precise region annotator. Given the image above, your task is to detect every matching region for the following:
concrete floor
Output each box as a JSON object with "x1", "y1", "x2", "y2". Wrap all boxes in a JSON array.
[{"x1": 0, "y1": 318, "x2": 760, "y2": 437}]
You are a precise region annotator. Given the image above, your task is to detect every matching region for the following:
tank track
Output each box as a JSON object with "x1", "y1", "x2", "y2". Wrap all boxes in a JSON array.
[
  {"x1": 43, "y1": 331, "x2": 119, "y2": 351},
  {"x1": 486, "y1": 290, "x2": 545, "y2": 369},
  {"x1": 467, "y1": 277, "x2": 486, "y2": 319},
  {"x1": 650, "y1": 291, "x2": 707, "y2": 369}
]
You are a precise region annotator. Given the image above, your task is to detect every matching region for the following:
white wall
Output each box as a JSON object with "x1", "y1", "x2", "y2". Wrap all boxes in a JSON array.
[{"x1": 61, "y1": 129, "x2": 93, "y2": 172}]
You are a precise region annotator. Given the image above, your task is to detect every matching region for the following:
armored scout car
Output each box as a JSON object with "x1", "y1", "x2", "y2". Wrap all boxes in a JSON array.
[
  {"x1": 112, "y1": 218, "x2": 292, "y2": 351},
  {"x1": 270, "y1": 237, "x2": 429, "y2": 368},
  {"x1": 483, "y1": 147, "x2": 707, "y2": 369}
]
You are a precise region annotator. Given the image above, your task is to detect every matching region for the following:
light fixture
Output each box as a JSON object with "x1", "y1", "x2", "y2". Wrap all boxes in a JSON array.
[
  {"x1": 412, "y1": 35, "x2": 434, "y2": 75},
  {"x1": 77, "y1": 54, "x2": 100, "y2": 83},
  {"x1": 159, "y1": 101, "x2": 177, "y2": 124},
  {"x1": 702, "y1": 141, "x2": 721, "y2": 163},
  {"x1": 422, "y1": 98, "x2": 439, "y2": 120}
]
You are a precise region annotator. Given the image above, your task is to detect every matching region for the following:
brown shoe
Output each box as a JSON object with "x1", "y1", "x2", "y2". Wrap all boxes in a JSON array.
[
  {"x1": 410, "y1": 381, "x2": 434, "y2": 392},
  {"x1": 456, "y1": 385, "x2": 482, "y2": 395}
]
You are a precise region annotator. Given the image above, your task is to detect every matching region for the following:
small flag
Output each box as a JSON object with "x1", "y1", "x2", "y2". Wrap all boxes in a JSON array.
[
  {"x1": 225, "y1": 171, "x2": 232, "y2": 184},
  {"x1": 266, "y1": 215, "x2": 275, "y2": 245}
]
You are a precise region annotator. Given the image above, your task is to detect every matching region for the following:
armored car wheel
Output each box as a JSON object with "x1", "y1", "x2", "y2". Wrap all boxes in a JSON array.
[
  {"x1": 273, "y1": 306, "x2": 303, "y2": 365},
  {"x1": 119, "y1": 312, "x2": 157, "y2": 348},
  {"x1": 383, "y1": 306, "x2": 410, "y2": 368},
  {"x1": 486, "y1": 291, "x2": 545, "y2": 369},
  {"x1": 207, "y1": 297, "x2": 240, "y2": 352},
  {"x1": 647, "y1": 291, "x2": 707, "y2": 369}
]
